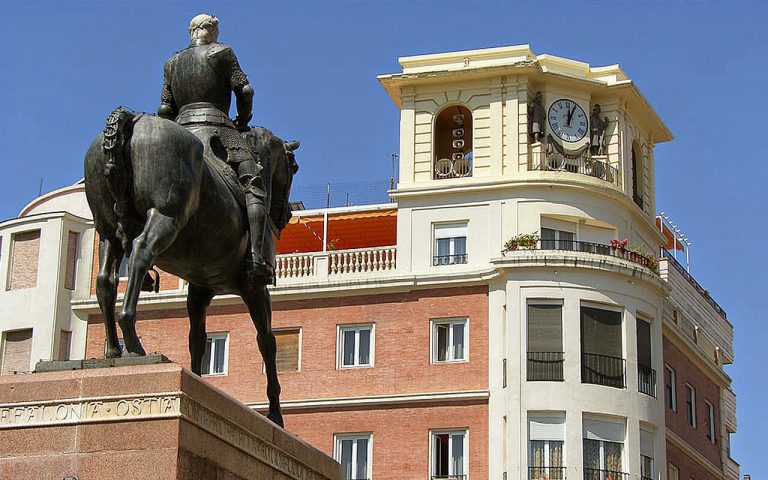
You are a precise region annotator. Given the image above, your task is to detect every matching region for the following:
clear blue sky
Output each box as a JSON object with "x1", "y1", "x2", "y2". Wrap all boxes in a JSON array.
[{"x1": 1, "y1": 1, "x2": 765, "y2": 475}]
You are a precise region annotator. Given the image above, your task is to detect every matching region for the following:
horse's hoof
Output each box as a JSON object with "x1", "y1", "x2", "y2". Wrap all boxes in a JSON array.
[
  {"x1": 105, "y1": 347, "x2": 122, "y2": 359},
  {"x1": 266, "y1": 411, "x2": 284, "y2": 428}
]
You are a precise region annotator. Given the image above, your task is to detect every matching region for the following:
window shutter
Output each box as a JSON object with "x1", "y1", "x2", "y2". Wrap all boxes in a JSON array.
[
  {"x1": 434, "y1": 224, "x2": 467, "y2": 239},
  {"x1": 640, "y1": 429, "x2": 654, "y2": 457},
  {"x1": 275, "y1": 330, "x2": 300, "y2": 372},
  {"x1": 9, "y1": 230, "x2": 40, "y2": 290},
  {"x1": 582, "y1": 417, "x2": 625, "y2": 443},
  {"x1": 58, "y1": 330, "x2": 72, "y2": 361},
  {"x1": 528, "y1": 304, "x2": 563, "y2": 352},
  {"x1": 636, "y1": 318, "x2": 652, "y2": 366},
  {"x1": 529, "y1": 414, "x2": 565, "y2": 441},
  {"x1": 581, "y1": 307, "x2": 622, "y2": 357},
  {"x1": 2, "y1": 329, "x2": 33, "y2": 375},
  {"x1": 64, "y1": 231, "x2": 79, "y2": 290}
]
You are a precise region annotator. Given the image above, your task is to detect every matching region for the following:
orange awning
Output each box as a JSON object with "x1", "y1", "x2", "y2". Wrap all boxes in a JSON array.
[
  {"x1": 656, "y1": 217, "x2": 685, "y2": 252},
  {"x1": 277, "y1": 209, "x2": 397, "y2": 254}
]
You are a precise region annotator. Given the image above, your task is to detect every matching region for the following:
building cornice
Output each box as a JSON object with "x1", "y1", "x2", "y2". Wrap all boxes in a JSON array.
[
  {"x1": 666, "y1": 429, "x2": 725, "y2": 479},
  {"x1": 392, "y1": 175, "x2": 666, "y2": 246},
  {"x1": 662, "y1": 321, "x2": 731, "y2": 387},
  {"x1": 246, "y1": 390, "x2": 489, "y2": 412},
  {"x1": 0, "y1": 210, "x2": 93, "y2": 230},
  {"x1": 492, "y1": 250, "x2": 667, "y2": 292},
  {"x1": 71, "y1": 267, "x2": 502, "y2": 314}
]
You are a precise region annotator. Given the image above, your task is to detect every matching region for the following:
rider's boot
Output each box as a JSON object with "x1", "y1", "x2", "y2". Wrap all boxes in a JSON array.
[{"x1": 244, "y1": 192, "x2": 273, "y2": 285}]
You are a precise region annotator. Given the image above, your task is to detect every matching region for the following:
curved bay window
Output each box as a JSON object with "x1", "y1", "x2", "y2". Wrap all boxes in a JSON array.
[{"x1": 434, "y1": 105, "x2": 473, "y2": 179}]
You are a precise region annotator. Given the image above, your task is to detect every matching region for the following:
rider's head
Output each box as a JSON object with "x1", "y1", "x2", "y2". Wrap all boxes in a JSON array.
[{"x1": 189, "y1": 13, "x2": 219, "y2": 43}]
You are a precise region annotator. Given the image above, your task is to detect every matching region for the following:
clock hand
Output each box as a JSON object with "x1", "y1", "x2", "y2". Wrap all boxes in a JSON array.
[{"x1": 567, "y1": 105, "x2": 576, "y2": 126}]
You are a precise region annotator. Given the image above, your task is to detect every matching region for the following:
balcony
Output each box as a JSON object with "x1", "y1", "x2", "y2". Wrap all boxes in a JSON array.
[
  {"x1": 276, "y1": 246, "x2": 397, "y2": 281},
  {"x1": 516, "y1": 240, "x2": 658, "y2": 272},
  {"x1": 581, "y1": 353, "x2": 626, "y2": 389},
  {"x1": 530, "y1": 466, "x2": 566, "y2": 480},
  {"x1": 661, "y1": 249, "x2": 727, "y2": 319},
  {"x1": 431, "y1": 476, "x2": 467, "y2": 480},
  {"x1": 637, "y1": 364, "x2": 656, "y2": 397},
  {"x1": 527, "y1": 352, "x2": 565, "y2": 381},
  {"x1": 530, "y1": 141, "x2": 620, "y2": 188},
  {"x1": 433, "y1": 254, "x2": 468, "y2": 266},
  {"x1": 583, "y1": 469, "x2": 629, "y2": 480}
]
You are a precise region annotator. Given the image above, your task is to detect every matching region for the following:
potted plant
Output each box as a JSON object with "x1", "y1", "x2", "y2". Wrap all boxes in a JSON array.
[
  {"x1": 610, "y1": 238, "x2": 628, "y2": 253},
  {"x1": 504, "y1": 231, "x2": 540, "y2": 252}
]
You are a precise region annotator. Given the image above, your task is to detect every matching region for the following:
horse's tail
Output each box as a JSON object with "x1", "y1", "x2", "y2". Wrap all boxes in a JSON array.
[{"x1": 101, "y1": 107, "x2": 141, "y2": 249}]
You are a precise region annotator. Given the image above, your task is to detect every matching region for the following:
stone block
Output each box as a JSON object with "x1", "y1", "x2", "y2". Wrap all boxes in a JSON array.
[{"x1": 0, "y1": 361, "x2": 342, "y2": 480}]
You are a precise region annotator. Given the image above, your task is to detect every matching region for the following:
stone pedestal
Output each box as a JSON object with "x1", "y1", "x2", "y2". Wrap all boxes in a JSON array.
[{"x1": 0, "y1": 357, "x2": 341, "y2": 480}]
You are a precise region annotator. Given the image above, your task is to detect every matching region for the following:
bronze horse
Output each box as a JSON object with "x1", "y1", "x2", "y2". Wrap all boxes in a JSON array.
[{"x1": 84, "y1": 108, "x2": 298, "y2": 426}]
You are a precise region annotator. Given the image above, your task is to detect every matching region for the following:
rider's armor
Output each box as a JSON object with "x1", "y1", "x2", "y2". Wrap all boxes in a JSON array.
[{"x1": 158, "y1": 38, "x2": 271, "y2": 281}]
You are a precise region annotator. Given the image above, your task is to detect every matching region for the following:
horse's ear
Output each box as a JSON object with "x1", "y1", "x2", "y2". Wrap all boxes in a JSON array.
[{"x1": 286, "y1": 140, "x2": 300, "y2": 151}]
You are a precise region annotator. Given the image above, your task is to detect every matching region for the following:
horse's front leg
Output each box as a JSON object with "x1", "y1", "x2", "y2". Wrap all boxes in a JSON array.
[
  {"x1": 243, "y1": 283, "x2": 283, "y2": 427},
  {"x1": 119, "y1": 208, "x2": 180, "y2": 356},
  {"x1": 187, "y1": 284, "x2": 215, "y2": 375},
  {"x1": 96, "y1": 238, "x2": 124, "y2": 358}
]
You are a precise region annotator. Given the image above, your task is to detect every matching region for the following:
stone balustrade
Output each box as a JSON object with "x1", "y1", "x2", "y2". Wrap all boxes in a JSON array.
[{"x1": 275, "y1": 246, "x2": 397, "y2": 282}]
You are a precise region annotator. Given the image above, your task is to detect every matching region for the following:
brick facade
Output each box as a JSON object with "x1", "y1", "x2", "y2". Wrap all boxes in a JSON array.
[
  {"x1": 663, "y1": 337, "x2": 722, "y2": 469},
  {"x1": 666, "y1": 441, "x2": 720, "y2": 480},
  {"x1": 86, "y1": 286, "x2": 488, "y2": 404},
  {"x1": 285, "y1": 402, "x2": 488, "y2": 480}
]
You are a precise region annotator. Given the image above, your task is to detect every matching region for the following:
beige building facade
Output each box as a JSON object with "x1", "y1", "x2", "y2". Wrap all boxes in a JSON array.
[{"x1": 0, "y1": 45, "x2": 738, "y2": 480}]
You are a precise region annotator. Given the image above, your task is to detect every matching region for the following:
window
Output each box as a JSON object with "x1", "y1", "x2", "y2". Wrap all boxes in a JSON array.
[
  {"x1": 668, "y1": 464, "x2": 679, "y2": 480},
  {"x1": 201, "y1": 333, "x2": 228, "y2": 375},
  {"x1": 335, "y1": 434, "x2": 372, "y2": 480},
  {"x1": 581, "y1": 306, "x2": 625, "y2": 388},
  {"x1": 583, "y1": 417, "x2": 626, "y2": 479},
  {"x1": 64, "y1": 231, "x2": 79, "y2": 290},
  {"x1": 527, "y1": 302, "x2": 564, "y2": 381},
  {"x1": 664, "y1": 366, "x2": 677, "y2": 411},
  {"x1": 529, "y1": 414, "x2": 565, "y2": 480},
  {"x1": 431, "y1": 430, "x2": 467, "y2": 479},
  {"x1": 636, "y1": 318, "x2": 655, "y2": 397},
  {"x1": 725, "y1": 430, "x2": 733, "y2": 457},
  {"x1": 541, "y1": 227, "x2": 575, "y2": 250},
  {"x1": 434, "y1": 223, "x2": 467, "y2": 266},
  {"x1": 640, "y1": 429, "x2": 655, "y2": 480},
  {"x1": 705, "y1": 401, "x2": 715, "y2": 443},
  {"x1": 432, "y1": 318, "x2": 467, "y2": 363},
  {"x1": 338, "y1": 325, "x2": 373, "y2": 368},
  {"x1": 686, "y1": 384, "x2": 696, "y2": 428},
  {"x1": 275, "y1": 328, "x2": 301, "y2": 372},
  {"x1": 631, "y1": 141, "x2": 644, "y2": 209},
  {"x1": 1, "y1": 329, "x2": 33, "y2": 375},
  {"x1": 434, "y1": 105, "x2": 473, "y2": 179},
  {"x1": 8, "y1": 230, "x2": 40, "y2": 290}
]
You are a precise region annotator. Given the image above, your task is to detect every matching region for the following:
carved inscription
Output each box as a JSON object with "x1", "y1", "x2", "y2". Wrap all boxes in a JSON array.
[
  {"x1": 0, "y1": 394, "x2": 180, "y2": 429},
  {"x1": 181, "y1": 398, "x2": 327, "y2": 480}
]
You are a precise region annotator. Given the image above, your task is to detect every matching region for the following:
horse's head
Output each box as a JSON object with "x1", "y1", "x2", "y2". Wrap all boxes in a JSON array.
[{"x1": 242, "y1": 127, "x2": 300, "y2": 234}]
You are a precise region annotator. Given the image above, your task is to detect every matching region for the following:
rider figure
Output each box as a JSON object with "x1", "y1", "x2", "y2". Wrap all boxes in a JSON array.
[{"x1": 158, "y1": 13, "x2": 271, "y2": 283}]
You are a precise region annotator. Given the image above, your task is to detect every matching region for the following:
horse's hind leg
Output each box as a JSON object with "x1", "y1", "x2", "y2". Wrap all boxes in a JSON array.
[
  {"x1": 187, "y1": 284, "x2": 215, "y2": 375},
  {"x1": 119, "y1": 208, "x2": 181, "y2": 356},
  {"x1": 96, "y1": 238, "x2": 124, "y2": 358},
  {"x1": 242, "y1": 284, "x2": 283, "y2": 427}
]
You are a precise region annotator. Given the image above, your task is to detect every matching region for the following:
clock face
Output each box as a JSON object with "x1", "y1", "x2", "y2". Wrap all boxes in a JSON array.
[{"x1": 548, "y1": 99, "x2": 588, "y2": 142}]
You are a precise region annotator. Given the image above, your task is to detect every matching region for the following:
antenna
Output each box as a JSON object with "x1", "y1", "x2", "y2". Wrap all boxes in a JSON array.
[
  {"x1": 390, "y1": 153, "x2": 398, "y2": 203},
  {"x1": 38, "y1": 178, "x2": 44, "y2": 197}
]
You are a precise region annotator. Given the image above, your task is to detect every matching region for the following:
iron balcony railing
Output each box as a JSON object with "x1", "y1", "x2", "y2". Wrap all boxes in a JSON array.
[
  {"x1": 433, "y1": 254, "x2": 468, "y2": 266},
  {"x1": 583, "y1": 469, "x2": 629, "y2": 480},
  {"x1": 638, "y1": 364, "x2": 656, "y2": 397},
  {"x1": 431, "y1": 476, "x2": 468, "y2": 480},
  {"x1": 508, "y1": 240, "x2": 658, "y2": 272},
  {"x1": 532, "y1": 154, "x2": 620, "y2": 187},
  {"x1": 527, "y1": 352, "x2": 565, "y2": 381},
  {"x1": 530, "y1": 466, "x2": 566, "y2": 480},
  {"x1": 581, "y1": 353, "x2": 626, "y2": 389}
]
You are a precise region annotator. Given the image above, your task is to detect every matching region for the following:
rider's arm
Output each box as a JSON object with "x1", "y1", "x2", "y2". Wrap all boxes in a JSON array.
[
  {"x1": 158, "y1": 57, "x2": 178, "y2": 119},
  {"x1": 223, "y1": 48, "x2": 253, "y2": 131}
]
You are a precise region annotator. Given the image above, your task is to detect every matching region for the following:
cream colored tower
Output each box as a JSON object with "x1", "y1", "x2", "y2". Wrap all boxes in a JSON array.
[{"x1": 380, "y1": 45, "x2": 673, "y2": 480}]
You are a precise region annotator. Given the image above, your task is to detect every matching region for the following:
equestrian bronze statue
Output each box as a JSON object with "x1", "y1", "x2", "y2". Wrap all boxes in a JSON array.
[{"x1": 83, "y1": 13, "x2": 297, "y2": 427}]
